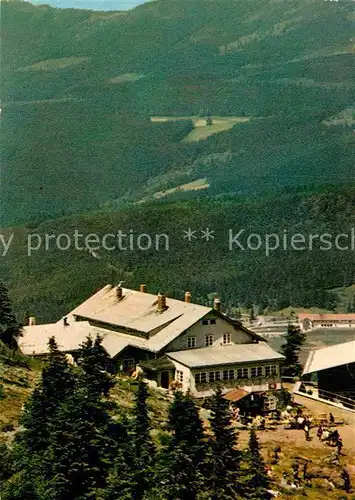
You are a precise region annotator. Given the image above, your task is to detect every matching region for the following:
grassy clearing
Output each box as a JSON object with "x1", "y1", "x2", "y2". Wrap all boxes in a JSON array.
[
  {"x1": 270, "y1": 306, "x2": 333, "y2": 318},
  {"x1": 0, "y1": 366, "x2": 171, "y2": 444},
  {"x1": 17, "y1": 56, "x2": 89, "y2": 72},
  {"x1": 152, "y1": 178, "x2": 209, "y2": 199},
  {"x1": 150, "y1": 115, "x2": 250, "y2": 143},
  {"x1": 183, "y1": 117, "x2": 249, "y2": 142},
  {"x1": 244, "y1": 426, "x2": 355, "y2": 499},
  {"x1": 110, "y1": 377, "x2": 170, "y2": 429},
  {"x1": 136, "y1": 178, "x2": 209, "y2": 204},
  {"x1": 0, "y1": 364, "x2": 41, "y2": 443},
  {"x1": 108, "y1": 73, "x2": 145, "y2": 84},
  {"x1": 150, "y1": 116, "x2": 197, "y2": 122}
]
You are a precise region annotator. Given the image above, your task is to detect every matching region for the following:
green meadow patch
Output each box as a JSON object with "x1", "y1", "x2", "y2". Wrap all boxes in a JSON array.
[
  {"x1": 17, "y1": 56, "x2": 90, "y2": 72},
  {"x1": 183, "y1": 117, "x2": 250, "y2": 143},
  {"x1": 108, "y1": 73, "x2": 145, "y2": 84},
  {"x1": 150, "y1": 116, "x2": 250, "y2": 143}
]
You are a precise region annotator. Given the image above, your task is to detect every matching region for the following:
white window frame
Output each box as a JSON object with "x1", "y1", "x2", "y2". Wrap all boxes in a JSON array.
[
  {"x1": 222, "y1": 369, "x2": 235, "y2": 381},
  {"x1": 251, "y1": 367, "x2": 257, "y2": 378},
  {"x1": 205, "y1": 334, "x2": 214, "y2": 347},
  {"x1": 237, "y1": 367, "x2": 249, "y2": 379},
  {"x1": 210, "y1": 318, "x2": 216, "y2": 325},
  {"x1": 187, "y1": 336, "x2": 196, "y2": 348},
  {"x1": 222, "y1": 333, "x2": 232, "y2": 345},
  {"x1": 256, "y1": 366, "x2": 263, "y2": 377},
  {"x1": 195, "y1": 372, "x2": 207, "y2": 384},
  {"x1": 209, "y1": 370, "x2": 221, "y2": 382},
  {"x1": 271, "y1": 365, "x2": 277, "y2": 375},
  {"x1": 265, "y1": 366, "x2": 271, "y2": 376}
]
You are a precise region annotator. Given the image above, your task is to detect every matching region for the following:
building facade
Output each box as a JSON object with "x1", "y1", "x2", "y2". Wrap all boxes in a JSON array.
[
  {"x1": 20, "y1": 284, "x2": 284, "y2": 399},
  {"x1": 298, "y1": 313, "x2": 355, "y2": 331}
]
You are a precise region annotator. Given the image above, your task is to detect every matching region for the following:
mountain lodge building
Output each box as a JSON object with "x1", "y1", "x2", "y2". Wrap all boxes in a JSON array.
[{"x1": 20, "y1": 284, "x2": 284, "y2": 399}]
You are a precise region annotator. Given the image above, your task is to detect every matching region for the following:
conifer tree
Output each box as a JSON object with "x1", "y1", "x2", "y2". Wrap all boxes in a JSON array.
[
  {"x1": 281, "y1": 324, "x2": 306, "y2": 376},
  {"x1": 0, "y1": 282, "x2": 22, "y2": 349},
  {"x1": 132, "y1": 380, "x2": 155, "y2": 500},
  {"x1": 242, "y1": 428, "x2": 271, "y2": 500},
  {"x1": 40, "y1": 336, "x2": 123, "y2": 499},
  {"x1": 42, "y1": 384, "x2": 116, "y2": 499},
  {"x1": 78, "y1": 335, "x2": 114, "y2": 397},
  {"x1": 249, "y1": 307, "x2": 256, "y2": 323},
  {"x1": 207, "y1": 387, "x2": 243, "y2": 499},
  {"x1": 2, "y1": 337, "x2": 76, "y2": 497},
  {"x1": 103, "y1": 446, "x2": 134, "y2": 500},
  {"x1": 168, "y1": 390, "x2": 205, "y2": 454},
  {"x1": 104, "y1": 381, "x2": 155, "y2": 500},
  {"x1": 103, "y1": 414, "x2": 135, "y2": 500},
  {"x1": 157, "y1": 391, "x2": 208, "y2": 500},
  {"x1": 19, "y1": 337, "x2": 76, "y2": 454},
  {"x1": 0, "y1": 443, "x2": 13, "y2": 488},
  {"x1": 5, "y1": 336, "x2": 120, "y2": 499}
]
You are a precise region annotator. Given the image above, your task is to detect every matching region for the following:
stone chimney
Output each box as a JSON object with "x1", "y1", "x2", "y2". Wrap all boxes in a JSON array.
[
  {"x1": 213, "y1": 297, "x2": 221, "y2": 313},
  {"x1": 28, "y1": 316, "x2": 36, "y2": 326},
  {"x1": 140, "y1": 284, "x2": 147, "y2": 293},
  {"x1": 116, "y1": 286, "x2": 123, "y2": 300},
  {"x1": 184, "y1": 291, "x2": 192, "y2": 303},
  {"x1": 157, "y1": 293, "x2": 166, "y2": 312}
]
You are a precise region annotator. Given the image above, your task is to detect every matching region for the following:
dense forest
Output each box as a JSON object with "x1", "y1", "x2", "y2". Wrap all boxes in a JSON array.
[
  {"x1": 1, "y1": 186, "x2": 355, "y2": 323},
  {"x1": 1, "y1": 0, "x2": 354, "y2": 224},
  {"x1": 1, "y1": 0, "x2": 355, "y2": 320},
  {"x1": 0, "y1": 336, "x2": 272, "y2": 499}
]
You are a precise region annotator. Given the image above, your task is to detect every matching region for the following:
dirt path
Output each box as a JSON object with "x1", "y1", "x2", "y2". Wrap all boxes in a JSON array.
[{"x1": 236, "y1": 396, "x2": 355, "y2": 499}]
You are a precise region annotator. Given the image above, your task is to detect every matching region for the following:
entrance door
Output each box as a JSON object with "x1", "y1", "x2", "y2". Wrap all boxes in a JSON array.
[{"x1": 160, "y1": 371, "x2": 170, "y2": 389}]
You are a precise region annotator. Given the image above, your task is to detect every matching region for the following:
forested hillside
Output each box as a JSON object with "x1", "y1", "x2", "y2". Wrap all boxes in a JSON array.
[
  {"x1": 1, "y1": 186, "x2": 355, "y2": 323},
  {"x1": 1, "y1": 0, "x2": 354, "y2": 224}
]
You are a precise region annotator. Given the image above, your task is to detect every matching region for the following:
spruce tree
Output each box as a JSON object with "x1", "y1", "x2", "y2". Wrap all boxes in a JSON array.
[
  {"x1": 249, "y1": 307, "x2": 256, "y2": 323},
  {"x1": 157, "y1": 391, "x2": 208, "y2": 500},
  {"x1": 207, "y1": 387, "x2": 243, "y2": 499},
  {"x1": 0, "y1": 282, "x2": 22, "y2": 349},
  {"x1": 104, "y1": 381, "x2": 155, "y2": 500},
  {"x1": 19, "y1": 337, "x2": 76, "y2": 454},
  {"x1": 2, "y1": 337, "x2": 76, "y2": 498},
  {"x1": 0, "y1": 443, "x2": 13, "y2": 488},
  {"x1": 103, "y1": 416, "x2": 135, "y2": 500},
  {"x1": 40, "y1": 336, "x2": 123, "y2": 499},
  {"x1": 132, "y1": 380, "x2": 155, "y2": 500},
  {"x1": 42, "y1": 384, "x2": 116, "y2": 499},
  {"x1": 6, "y1": 336, "x2": 120, "y2": 499},
  {"x1": 281, "y1": 324, "x2": 306, "y2": 376},
  {"x1": 242, "y1": 429, "x2": 271, "y2": 499},
  {"x1": 168, "y1": 390, "x2": 205, "y2": 455},
  {"x1": 78, "y1": 335, "x2": 114, "y2": 397}
]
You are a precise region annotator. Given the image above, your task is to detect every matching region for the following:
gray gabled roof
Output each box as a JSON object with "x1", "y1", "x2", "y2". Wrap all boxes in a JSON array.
[
  {"x1": 64, "y1": 285, "x2": 212, "y2": 335},
  {"x1": 302, "y1": 339, "x2": 355, "y2": 375},
  {"x1": 60, "y1": 285, "x2": 262, "y2": 353},
  {"x1": 167, "y1": 343, "x2": 284, "y2": 369},
  {"x1": 19, "y1": 321, "x2": 148, "y2": 358}
]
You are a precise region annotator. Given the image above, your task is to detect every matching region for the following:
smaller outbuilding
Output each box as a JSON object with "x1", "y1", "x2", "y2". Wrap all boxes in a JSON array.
[{"x1": 301, "y1": 340, "x2": 355, "y2": 410}]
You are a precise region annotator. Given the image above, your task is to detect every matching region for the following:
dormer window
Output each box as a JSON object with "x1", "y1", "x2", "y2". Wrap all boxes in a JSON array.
[
  {"x1": 202, "y1": 318, "x2": 217, "y2": 325},
  {"x1": 187, "y1": 336, "x2": 196, "y2": 348}
]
